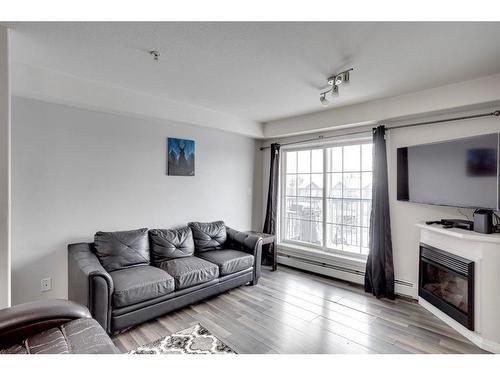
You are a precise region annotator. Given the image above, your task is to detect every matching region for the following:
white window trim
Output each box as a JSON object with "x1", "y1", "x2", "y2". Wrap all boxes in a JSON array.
[{"x1": 277, "y1": 135, "x2": 372, "y2": 262}]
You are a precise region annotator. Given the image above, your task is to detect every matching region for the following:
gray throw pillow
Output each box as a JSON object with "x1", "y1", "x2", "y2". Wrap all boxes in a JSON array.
[
  {"x1": 188, "y1": 221, "x2": 227, "y2": 252},
  {"x1": 149, "y1": 226, "x2": 195, "y2": 266},
  {"x1": 94, "y1": 228, "x2": 150, "y2": 272}
]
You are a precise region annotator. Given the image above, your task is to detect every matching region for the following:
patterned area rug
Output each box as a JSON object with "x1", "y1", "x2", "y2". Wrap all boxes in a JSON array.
[{"x1": 129, "y1": 324, "x2": 236, "y2": 354}]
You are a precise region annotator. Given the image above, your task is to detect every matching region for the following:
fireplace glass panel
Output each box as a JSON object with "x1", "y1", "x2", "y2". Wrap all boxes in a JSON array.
[{"x1": 421, "y1": 261, "x2": 468, "y2": 314}]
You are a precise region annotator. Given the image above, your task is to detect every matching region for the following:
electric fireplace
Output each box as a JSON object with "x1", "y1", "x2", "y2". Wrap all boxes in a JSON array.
[{"x1": 419, "y1": 243, "x2": 474, "y2": 330}]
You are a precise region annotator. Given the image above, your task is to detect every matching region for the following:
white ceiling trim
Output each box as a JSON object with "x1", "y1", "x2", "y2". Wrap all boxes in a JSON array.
[
  {"x1": 264, "y1": 73, "x2": 500, "y2": 138},
  {"x1": 11, "y1": 62, "x2": 500, "y2": 141},
  {"x1": 12, "y1": 63, "x2": 264, "y2": 138}
]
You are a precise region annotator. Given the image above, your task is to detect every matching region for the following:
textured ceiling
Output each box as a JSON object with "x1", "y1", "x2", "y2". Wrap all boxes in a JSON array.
[{"x1": 6, "y1": 22, "x2": 500, "y2": 123}]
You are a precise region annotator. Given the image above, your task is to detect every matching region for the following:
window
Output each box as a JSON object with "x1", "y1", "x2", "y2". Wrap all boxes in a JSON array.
[{"x1": 281, "y1": 141, "x2": 373, "y2": 257}]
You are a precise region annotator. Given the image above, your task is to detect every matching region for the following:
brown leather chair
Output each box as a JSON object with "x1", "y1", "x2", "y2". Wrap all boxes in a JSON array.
[{"x1": 0, "y1": 299, "x2": 119, "y2": 354}]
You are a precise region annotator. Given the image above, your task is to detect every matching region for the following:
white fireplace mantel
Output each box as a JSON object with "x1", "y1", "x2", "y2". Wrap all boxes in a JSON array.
[{"x1": 416, "y1": 222, "x2": 500, "y2": 353}]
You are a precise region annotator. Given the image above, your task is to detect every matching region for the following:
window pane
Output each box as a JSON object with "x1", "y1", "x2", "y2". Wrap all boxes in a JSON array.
[
  {"x1": 361, "y1": 200, "x2": 371, "y2": 227},
  {"x1": 343, "y1": 226, "x2": 361, "y2": 253},
  {"x1": 311, "y1": 197, "x2": 323, "y2": 222},
  {"x1": 281, "y1": 143, "x2": 373, "y2": 257},
  {"x1": 311, "y1": 174, "x2": 323, "y2": 197},
  {"x1": 297, "y1": 197, "x2": 311, "y2": 220},
  {"x1": 294, "y1": 219, "x2": 311, "y2": 243},
  {"x1": 285, "y1": 197, "x2": 298, "y2": 218},
  {"x1": 311, "y1": 221, "x2": 323, "y2": 245},
  {"x1": 326, "y1": 224, "x2": 343, "y2": 250},
  {"x1": 362, "y1": 143, "x2": 373, "y2": 171},
  {"x1": 343, "y1": 144, "x2": 360, "y2": 171},
  {"x1": 361, "y1": 227, "x2": 370, "y2": 254},
  {"x1": 343, "y1": 173, "x2": 361, "y2": 198},
  {"x1": 326, "y1": 198, "x2": 342, "y2": 224},
  {"x1": 343, "y1": 200, "x2": 361, "y2": 226},
  {"x1": 297, "y1": 174, "x2": 311, "y2": 197},
  {"x1": 297, "y1": 150, "x2": 310, "y2": 173},
  {"x1": 311, "y1": 149, "x2": 323, "y2": 173},
  {"x1": 327, "y1": 147, "x2": 342, "y2": 172},
  {"x1": 361, "y1": 172, "x2": 372, "y2": 199},
  {"x1": 286, "y1": 152, "x2": 297, "y2": 173},
  {"x1": 285, "y1": 217, "x2": 298, "y2": 241},
  {"x1": 285, "y1": 175, "x2": 297, "y2": 196},
  {"x1": 327, "y1": 173, "x2": 342, "y2": 198}
]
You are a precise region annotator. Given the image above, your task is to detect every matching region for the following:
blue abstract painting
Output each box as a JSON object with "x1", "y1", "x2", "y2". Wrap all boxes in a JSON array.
[{"x1": 167, "y1": 138, "x2": 195, "y2": 176}]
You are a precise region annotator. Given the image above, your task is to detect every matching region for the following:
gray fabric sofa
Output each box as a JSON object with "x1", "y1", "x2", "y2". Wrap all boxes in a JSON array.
[
  {"x1": 0, "y1": 299, "x2": 119, "y2": 354},
  {"x1": 68, "y1": 221, "x2": 262, "y2": 334}
]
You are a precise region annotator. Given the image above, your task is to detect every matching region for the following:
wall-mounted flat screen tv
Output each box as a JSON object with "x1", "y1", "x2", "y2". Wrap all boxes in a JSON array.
[{"x1": 397, "y1": 133, "x2": 499, "y2": 210}]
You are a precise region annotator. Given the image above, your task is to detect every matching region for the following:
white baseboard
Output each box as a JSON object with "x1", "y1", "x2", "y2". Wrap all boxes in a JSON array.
[
  {"x1": 277, "y1": 255, "x2": 364, "y2": 285},
  {"x1": 277, "y1": 254, "x2": 418, "y2": 300}
]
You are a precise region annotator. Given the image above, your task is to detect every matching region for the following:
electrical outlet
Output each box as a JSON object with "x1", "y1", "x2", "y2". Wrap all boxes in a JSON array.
[{"x1": 41, "y1": 277, "x2": 52, "y2": 292}]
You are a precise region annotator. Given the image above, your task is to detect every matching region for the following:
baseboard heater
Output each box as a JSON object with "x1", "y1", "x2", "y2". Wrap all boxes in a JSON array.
[
  {"x1": 395, "y1": 279, "x2": 414, "y2": 288},
  {"x1": 277, "y1": 252, "x2": 365, "y2": 276},
  {"x1": 277, "y1": 252, "x2": 417, "y2": 299}
]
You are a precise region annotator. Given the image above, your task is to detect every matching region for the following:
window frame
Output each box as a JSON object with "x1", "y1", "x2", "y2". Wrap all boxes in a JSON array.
[{"x1": 278, "y1": 136, "x2": 373, "y2": 261}]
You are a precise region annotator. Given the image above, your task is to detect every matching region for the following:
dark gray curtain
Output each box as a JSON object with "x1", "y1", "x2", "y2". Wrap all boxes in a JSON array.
[
  {"x1": 262, "y1": 143, "x2": 281, "y2": 265},
  {"x1": 364, "y1": 126, "x2": 395, "y2": 299}
]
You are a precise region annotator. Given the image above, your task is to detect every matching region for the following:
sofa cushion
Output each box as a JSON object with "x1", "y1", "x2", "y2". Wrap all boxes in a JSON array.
[
  {"x1": 188, "y1": 221, "x2": 227, "y2": 252},
  {"x1": 160, "y1": 257, "x2": 219, "y2": 290},
  {"x1": 94, "y1": 228, "x2": 150, "y2": 272},
  {"x1": 197, "y1": 249, "x2": 254, "y2": 276},
  {"x1": 110, "y1": 265, "x2": 174, "y2": 308},
  {"x1": 149, "y1": 227, "x2": 195, "y2": 264}
]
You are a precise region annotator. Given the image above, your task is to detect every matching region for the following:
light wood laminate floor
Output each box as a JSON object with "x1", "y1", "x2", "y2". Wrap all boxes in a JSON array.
[{"x1": 113, "y1": 266, "x2": 488, "y2": 354}]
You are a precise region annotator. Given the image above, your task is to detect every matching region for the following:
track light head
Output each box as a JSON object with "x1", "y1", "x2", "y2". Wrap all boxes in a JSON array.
[
  {"x1": 320, "y1": 94, "x2": 329, "y2": 107},
  {"x1": 338, "y1": 70, "x2": 350, "y2": 85},
  {"x1": 343, "y1": 70, "x2": 350, "y2": 84},
  {"x1": 331, "y1": 70, "x2": 350, "y2": 86},
  {"x1": 327, "y1": 69, "x2": 352, "y2": 86},
  {"x1": 331, "y1": 85, "x2": 339, "y2": 96}
]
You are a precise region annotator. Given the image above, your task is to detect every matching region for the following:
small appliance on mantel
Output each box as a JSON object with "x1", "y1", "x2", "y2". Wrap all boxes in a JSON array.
[{"x1": 473, "y1": 209, "x2": 493, "y2": 234}]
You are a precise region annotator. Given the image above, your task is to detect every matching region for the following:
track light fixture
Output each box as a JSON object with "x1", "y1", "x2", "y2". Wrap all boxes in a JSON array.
[
  {"x1": 320, "y1": 68, "x2": 353, "y2": 106},
  {"x1": 149, "y1": 50, "x2": 160, "y2": 62}
]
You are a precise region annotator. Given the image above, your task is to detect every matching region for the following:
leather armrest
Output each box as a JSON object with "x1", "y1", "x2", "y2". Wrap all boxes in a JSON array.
[
  {"x1": 68, "y1": 242, "x2": 114, "y2": 333},
  {"x1": 226, "y1": 228, "x2": 262, "y2": 284},
  {"x1": 0, "y1": 299, "x2": 90, "y2": 349}
]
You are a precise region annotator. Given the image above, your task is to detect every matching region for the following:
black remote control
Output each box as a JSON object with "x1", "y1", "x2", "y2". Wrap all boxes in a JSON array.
[{"x1": 426, "y1": 220, "x2": 442, "y2": 225}]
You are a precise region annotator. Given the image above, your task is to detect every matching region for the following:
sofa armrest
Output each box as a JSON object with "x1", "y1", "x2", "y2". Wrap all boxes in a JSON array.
[
  {"x1": 0, "y1": 299, "x2": 90, "y2": 349},
  {"x1": 226, "y1": 228, "x2": 262, "y2": 284},
  {"x1": 68, "y1": 242, "x2": 114, "y2": 333}
]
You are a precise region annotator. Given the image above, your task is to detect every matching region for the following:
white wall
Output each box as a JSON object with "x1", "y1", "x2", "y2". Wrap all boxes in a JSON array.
[
  {"x1": 11, "y1": 97, "x2": 260, "y2": 305},
  {"x1": 261, "y1": 109, "x2": 500, "y2": 297},
  {"x1": 0, "y1": 26, "x2": 11, "y2": 308},
  {"x1": 387, "y1": 115, "x2": 500, "y2": 296}
]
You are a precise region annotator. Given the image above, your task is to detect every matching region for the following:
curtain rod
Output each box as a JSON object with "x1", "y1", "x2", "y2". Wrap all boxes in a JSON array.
[{"x1": 259, "y1": 110, "x2": 500, "y2": 151}]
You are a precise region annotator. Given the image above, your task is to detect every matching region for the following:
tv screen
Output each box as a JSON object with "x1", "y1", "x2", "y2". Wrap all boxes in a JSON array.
[
  {"x1": 466, "y1": 148, "x2": 497, "y2": 177},
  {"x1": 397, "y1": 133, "x2": 499, "y2": 210}
]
